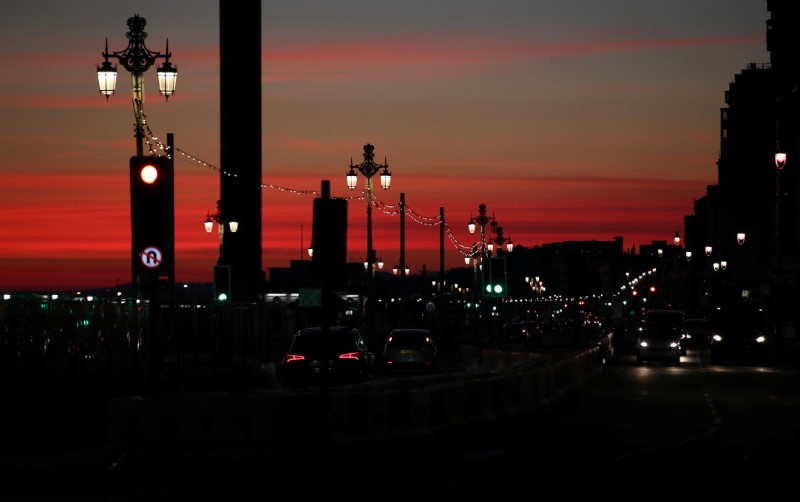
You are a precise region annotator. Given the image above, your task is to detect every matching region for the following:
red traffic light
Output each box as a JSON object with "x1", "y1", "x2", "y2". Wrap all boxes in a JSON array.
[{"x1": 139, "y1": 163, "x2": 159, "y2": 184}]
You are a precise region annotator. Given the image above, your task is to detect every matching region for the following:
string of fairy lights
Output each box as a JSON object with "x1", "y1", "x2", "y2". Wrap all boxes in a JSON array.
[{"x1": 143, "y1": 123, "x2": 495, "y2": 262}]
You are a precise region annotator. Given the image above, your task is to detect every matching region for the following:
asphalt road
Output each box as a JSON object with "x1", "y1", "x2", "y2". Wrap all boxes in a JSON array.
[{"x1": 2, "y1": 344, "x2": 799, "y2": 500}]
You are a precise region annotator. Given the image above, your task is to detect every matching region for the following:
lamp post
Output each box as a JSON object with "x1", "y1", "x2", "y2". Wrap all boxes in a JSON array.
[
  {"x1": 774, "y1": 151, "x2": 786, "y2": 255},
  {"x1": 97, "y1": 16, "x2": 177, "y2": 389},
  {"x1": 392, "y1": 264, "x2": 410, "y2": 276},
  {"x1": 527, "y1": 276, "x2": 545, "y2": 300},
  {"x1": 363, "y1": 255, "x2": 385, "y2": 272},
  {"x1": 468, "y1": 206, "x2": 494, "y2": 301},
  {"x1": 204, "y1": 200, "x2": 239, "y2": 266},
  {"x1": 347, "y1": 144, "x2": 391, "y2": 327},
  {"x1": 468, "y1": 204, "x2": 497, "y2": 260},
  {"x1": 490, "y1": 225, "x2": 514, "y2": 255},
  {"x1": 96, "y1": 14, "x2": 177, "y2": 157},
  {"x1": 773, "y1": 147, "x2": 787, "y2": 348},
  {"x1": 468, "y1": 204, "x2": 501, "y2": 345}
]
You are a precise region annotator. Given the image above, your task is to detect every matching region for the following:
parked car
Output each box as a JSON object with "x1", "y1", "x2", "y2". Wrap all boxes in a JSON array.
[
  {"x1": 683, "y1": 318, "x2": 713, "y2": 349},
  {"x1": 278, "y1": 326, "x2": 376, "y2": 387},
  {"x1": 636, "y1": 322, "x2": 682, "y2": 366},
  {"x1": 382, "y1": 328, "x2": 439, "y2": 373}
]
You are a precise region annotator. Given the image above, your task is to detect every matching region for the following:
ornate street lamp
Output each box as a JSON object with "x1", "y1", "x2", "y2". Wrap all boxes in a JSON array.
[
  {"x1": 347, "y1": 144, "x2": 391, "y2": 280},
  {"x1": 205, "y1": 200, "x2": 238, "y2": 266},
  {"x1": 491, "y1": 225, "x2": 513, "y2": 255},
  {"x1": 362, "y1": 255, "x2": 384, "y2": 272},
  {"x1": 97, "y1": 14, "x2": 177, "y2": 157},
  {"x1": 347, "y1": 144, "x2": 391, "y2": 327},
  {"x1": 468, "y1": 204, "x2": 496, "y2": 259},
  {"x1": 528, "y1": 276, "x2": 545, "y2": 299}
]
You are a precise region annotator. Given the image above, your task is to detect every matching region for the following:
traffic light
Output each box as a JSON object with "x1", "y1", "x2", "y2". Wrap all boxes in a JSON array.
[
  {"x1": 130, "y1": 155, "x2": 173, "y2": 279},
  {"x1": 214, "y1": 265, "x2": 231, "y2": 302},
  {"x1": 482, "y1": 256, "x2": 507, "y2": 297}
]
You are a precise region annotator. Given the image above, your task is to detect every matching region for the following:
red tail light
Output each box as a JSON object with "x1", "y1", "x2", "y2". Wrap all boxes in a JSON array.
[
  {"x1": 339, "y1": 352, "x2": 360, "y2": 360},
  {"x1": 285, "y1": 354, "x2": 305, "y2": 363}
]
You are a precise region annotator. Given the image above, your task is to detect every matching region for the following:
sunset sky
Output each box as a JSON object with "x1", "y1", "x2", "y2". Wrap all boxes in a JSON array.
[{"x1": 0, "y1": 0, "x2": 770, "y2": 292}]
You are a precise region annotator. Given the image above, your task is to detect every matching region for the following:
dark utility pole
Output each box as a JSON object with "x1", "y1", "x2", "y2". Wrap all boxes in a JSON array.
[{"x1": 219, "y1": 0, "x2": 263, "y2": 302}]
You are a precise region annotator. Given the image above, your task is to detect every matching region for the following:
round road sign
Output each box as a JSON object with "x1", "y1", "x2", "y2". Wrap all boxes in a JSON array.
[{"x1": 140, "y1": 246, "x2": 163, "y2": 269}]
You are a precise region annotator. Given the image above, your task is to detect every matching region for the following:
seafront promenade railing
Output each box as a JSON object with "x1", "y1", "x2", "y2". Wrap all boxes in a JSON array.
[{"x1": 0, "y1": 295, "x2": 293, "y2": 390}]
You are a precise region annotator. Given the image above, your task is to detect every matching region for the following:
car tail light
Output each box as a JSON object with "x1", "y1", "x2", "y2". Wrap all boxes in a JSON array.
[
  {"x1": 339, "y1": 352, "x2": 360, "y2": 360},
  {"x1": 285, "y1": 354, "x2": 305, "y2": 363}
]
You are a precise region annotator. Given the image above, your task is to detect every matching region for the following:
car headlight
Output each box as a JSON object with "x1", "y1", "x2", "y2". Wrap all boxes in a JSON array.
[
  {"x1": 755, "y1": 335, "x2": 766, "y2": 344},
  {"x1": 639, "y1": 341, "x2": 648, "y2": 348},
  {"x1": 712, "y1": 334, "x2": 723, "y2": 342},
  {"x1": 670, "y1": 342, "x2": 679, "y2": 348}
]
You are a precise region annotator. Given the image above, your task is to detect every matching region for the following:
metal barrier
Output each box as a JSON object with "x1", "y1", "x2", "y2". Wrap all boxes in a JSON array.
[{"x1": 107, "y1": 345, "x2": 604, "y2": 455}]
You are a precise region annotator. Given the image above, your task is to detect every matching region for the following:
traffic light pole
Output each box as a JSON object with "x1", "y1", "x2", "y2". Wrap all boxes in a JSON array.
[
  {"x1": 129, "y1": 134, "x2": 176, "y2": 393},
  {"x1": 147, "y1": 274, "x2": 161, "y2": 394}
]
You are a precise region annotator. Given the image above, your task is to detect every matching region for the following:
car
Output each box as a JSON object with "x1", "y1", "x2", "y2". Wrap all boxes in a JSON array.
[
  {"x1": 278, "y1": 325, "x2": 376, "y2": 387},
  {"x1": 645, "y1": 308, "x2": 687, "y2": 354},
  {"x1": 501, "y1": 322, "x2": 526, "y2": 345},
  {"x1": 502, "y1": 321, "x2": 544, "y2": 345},
  {"x1": 709, "y1": 328, "x2": 771, "y2": 364},
  {"x1": 636, "y1": 322, "x2": 682, "y2": 366},
  {"x1": 521, "y1": 320, "x2": 544, "y2": 344},
  {"x1": 382, "y1": 328, "x2": 439, "y2": 373},
  {"x1": 683, "y1": 318, "x2": 713, "y2": 349},
  {"x1": 708, "y1": 302, "x2": 772, "y2": 364}
]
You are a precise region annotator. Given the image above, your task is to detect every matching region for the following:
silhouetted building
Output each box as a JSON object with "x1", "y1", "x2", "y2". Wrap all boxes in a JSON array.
[{"x1": 683, "y1": 1, "x2": 800, "y2": 348}]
